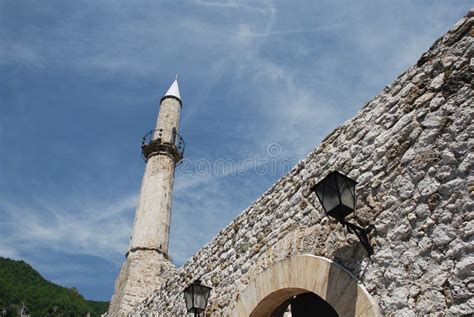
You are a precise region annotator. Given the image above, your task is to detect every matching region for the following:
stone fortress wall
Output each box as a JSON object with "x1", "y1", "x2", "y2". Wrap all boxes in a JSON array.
[{"x1": 133, "y1": 11, "x2": 473, "y2": 316}]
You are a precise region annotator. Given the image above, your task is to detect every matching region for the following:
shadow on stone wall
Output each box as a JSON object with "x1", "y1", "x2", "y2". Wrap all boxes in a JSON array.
[
  {"x1": 333, "y1": 239, "x2": 366, "y2": 277},
  {"x1": 325, "y1": 241, "x2": 367, "y2": 316},
  {"x1": 325, "y1": 262, "x2": 357, "y2": 316}
]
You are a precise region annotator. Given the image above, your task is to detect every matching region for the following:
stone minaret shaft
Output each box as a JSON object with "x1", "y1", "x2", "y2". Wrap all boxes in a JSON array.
[
  {"x1": 109, "y1": 78, "x2": 183, "y2": 315},
  {"x1": 130, "y1": 79, "x2": 183, "y2": 256}
]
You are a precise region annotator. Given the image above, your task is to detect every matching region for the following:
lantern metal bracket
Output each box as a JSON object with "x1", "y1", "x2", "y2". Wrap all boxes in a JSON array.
[{"x1": 340, "y1": 219, "x2": 374, "y2": 256}]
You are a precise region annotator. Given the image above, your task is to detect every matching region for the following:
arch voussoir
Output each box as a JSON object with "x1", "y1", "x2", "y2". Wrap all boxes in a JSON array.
[{"x1": 232, "y1": 255, "x2": 381, "y2": 317}]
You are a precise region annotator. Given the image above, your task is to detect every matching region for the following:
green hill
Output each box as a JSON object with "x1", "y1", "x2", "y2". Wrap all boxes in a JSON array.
[{"x1": 0, "y1": 257, "x2": 109, "y2": 316}]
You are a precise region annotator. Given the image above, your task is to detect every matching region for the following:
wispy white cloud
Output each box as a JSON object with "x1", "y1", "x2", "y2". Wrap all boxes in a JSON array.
[
  {"x1": 0, "y1": 194, "x2": 137, "y2": 265},
  {"x1": 0, "y1": 241, "x2": 21, "y2": 260},
  {"x1": 0, "y1": 41, "x2": 44, "y2": 68},
  {"x1": 192, "y1": 0, "x2": 270, "y2": 14}
]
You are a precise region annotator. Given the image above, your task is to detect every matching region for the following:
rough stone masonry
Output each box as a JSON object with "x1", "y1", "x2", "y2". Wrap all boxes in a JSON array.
[{"x1": 128, "y1": 10, "x2": 473, "y2": 316}]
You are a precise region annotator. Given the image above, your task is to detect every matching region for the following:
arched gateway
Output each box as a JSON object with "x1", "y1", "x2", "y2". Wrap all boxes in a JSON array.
[{"x1": 232, "y1": 255, "x2": 381, "y2": 317}]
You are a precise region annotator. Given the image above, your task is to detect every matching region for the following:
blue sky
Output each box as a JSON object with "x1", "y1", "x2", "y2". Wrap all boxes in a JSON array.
[{"x1": 0, "y1": 0, "x2": 471, "y2": 301}]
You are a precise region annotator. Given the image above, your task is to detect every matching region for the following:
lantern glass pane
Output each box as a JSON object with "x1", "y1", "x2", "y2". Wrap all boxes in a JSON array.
[
  {"x1": 340, "y1": 179, "x2": 355, "y2": 210},
  {"x1": 320, "y1": 174, "x2": 340, "y2": 213},
  {"x1": 183, "y1": 287, "x2": 193, "y2": 311},
  {"x1": 194, "y1": 285, "x2": 209, "y2": 310},
  {"x1": 324, "y1": 188, "x2": 340, "y2": 213}
]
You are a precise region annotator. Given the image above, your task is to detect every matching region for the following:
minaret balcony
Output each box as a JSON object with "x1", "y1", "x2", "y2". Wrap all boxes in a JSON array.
[{"x1": 141, "y1": 129, "x2": 185, "y2": 163}]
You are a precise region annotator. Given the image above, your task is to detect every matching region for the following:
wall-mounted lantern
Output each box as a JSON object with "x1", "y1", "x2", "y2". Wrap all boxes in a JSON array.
[
  {"x1": 311, "y1": 171, "x2": 374, "y2": 255},
  {"x1": 183, "y1": 279, "x2": 212, "y2": 316}
]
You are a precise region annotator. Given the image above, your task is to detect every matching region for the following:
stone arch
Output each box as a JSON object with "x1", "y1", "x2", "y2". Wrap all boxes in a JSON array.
[{"x1": 231, "y1": 255, "x2": 381, "y2": 317}]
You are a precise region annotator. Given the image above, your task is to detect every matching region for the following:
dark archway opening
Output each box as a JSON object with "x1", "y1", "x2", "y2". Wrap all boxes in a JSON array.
[{"x1": 271, "y1": 292, "x2": 339, "y2": 317}]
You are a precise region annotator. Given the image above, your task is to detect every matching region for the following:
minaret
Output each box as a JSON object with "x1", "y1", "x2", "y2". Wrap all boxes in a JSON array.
[{"x1": 109, "y1": 77, "x2": 184, "y2": 315}]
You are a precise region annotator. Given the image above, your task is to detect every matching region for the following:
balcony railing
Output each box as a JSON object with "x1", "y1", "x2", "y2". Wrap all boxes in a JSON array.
[{"x1": 141, "y1": 128, "x2": 185, "y2": 162}]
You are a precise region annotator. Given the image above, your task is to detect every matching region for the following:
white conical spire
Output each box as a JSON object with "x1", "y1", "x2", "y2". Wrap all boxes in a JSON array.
[{"x1": 163, "y1": 74, "x2": 181, "y2": 101}]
